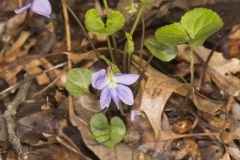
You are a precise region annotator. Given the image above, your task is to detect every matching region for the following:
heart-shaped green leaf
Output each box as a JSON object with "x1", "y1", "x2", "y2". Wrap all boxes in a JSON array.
[
  {"x1": 103, "y1": 116, "x2": 126, "y2": 148},
  {"x1": 125, "y1": 32, "x2": 134, "y2": 55},
  {"x1": 155, "y1": 23, "x2": 189, "y2": 45},
  {"x1": 90, "y1": 113, "x2": 110, "y2": 143},
  {"x1": 145, "y1": 38, "x2": 177, "y2": 62},
  {"x1": 180, "y1": 8, "x2": 223, "y2": 45},
  {"x1": 105, "y1": 11, "x2": 125, "y2": 35},
  {"x1": 85, "y1": 9, "x2": 125, "y2": 35},
  {"x1": 155, "y1": 8, "x2": 223, "y2": 46},
  {"x1": 90, "y1": 113, "x2": 126, "y2": 148},
  {"x1": 84, "y1": 9, "x2": 105, "y2": 34},
  {"x1": 65, "y1": 68, "x2": 93, "y2": 96}
]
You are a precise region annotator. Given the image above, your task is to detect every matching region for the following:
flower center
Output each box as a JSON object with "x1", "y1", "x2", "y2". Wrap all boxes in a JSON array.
[{"x1": 107, "y1": 75, "x2": 117, "y2": 88}]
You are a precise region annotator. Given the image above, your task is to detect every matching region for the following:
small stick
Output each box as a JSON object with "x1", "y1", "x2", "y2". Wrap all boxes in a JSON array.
[
  {"x1": 3, "y1": 76, "x2": 31, "y2": 160},
  {"x1": 196, "y1": 35, "x2": 226, "y2": 91},
  {"x1": 61, "y1": 0, "x2": 79, "y2": 127}
]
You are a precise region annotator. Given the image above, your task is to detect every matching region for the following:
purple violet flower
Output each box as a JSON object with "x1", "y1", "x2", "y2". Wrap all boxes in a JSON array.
[
  {"x1": 92, "y1": 68, "x2": 139, "y2": 109},
  {"x1": 15, "y1": 0, "x2": 52, "y2": 18}
]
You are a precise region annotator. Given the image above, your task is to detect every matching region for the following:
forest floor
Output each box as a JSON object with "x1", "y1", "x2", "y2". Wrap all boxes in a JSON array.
[{"x1": 0, "y1": 0, "x2": 240, "y2": 160}]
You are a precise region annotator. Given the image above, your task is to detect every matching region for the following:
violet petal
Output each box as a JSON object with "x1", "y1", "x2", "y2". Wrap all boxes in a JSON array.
[
  {"x1": 100, "y1": 87, "x2": 111, "y2": 109},
  {"x1": 115, "y1": 74, "x2": 139, "y2": 85},
  {"x1": 130, "y1": 109, "x2": 137, "y2": 121},
  {"x1": 31, "y1": 0, "x2": 52, "y2": 18},
  {"x1": 92, "y1": 69, "x2": 108, "y2": 90},
  {"x1": 116, "y1": 84, "x2": 134, "y2": 105},
  {"x1": 15, "y1": 2, "x2": 32, "y2": 14},
  {"x1": 110, "y1": 89, "x2": 120, "y2": 109}
]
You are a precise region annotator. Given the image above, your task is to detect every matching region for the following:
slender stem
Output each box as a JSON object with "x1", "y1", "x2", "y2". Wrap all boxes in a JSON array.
[
  {"x1": 139, "y1": 15, "x2": 145, "y2": 72},
  {"x1": 103, "y1": 0, "x2": 116, "y2": 63},
  {"x1": 130, "y1": 6, "x2": 144, "y2": 35},
  {"x1": 64, "y1": 3, "x2": 96, "y2": 51},
  {"x1": 107, "y1": 37, "x2": 116, "y2": 63},
  {"x1": 124, "y1": 5, "x2": 145, "y2": 72},
  {"x1": 112, "y1": 34, "x2": 118, "y2": 49},
  {"x1": 62, "y1": 0, "x2": 79, "y2": 127},
  {"x1": 189, "y1": 45, "x2": 195, "y2": 91},
  {"x1": 133, "y1": 54, "x2": 154, "y2": 96},
  {"x1": 62, "y1": 1, "x2": 71, "y2": 52},
  {"x1": 103, "y1": 0, "x2": 110, "y2": 13}
]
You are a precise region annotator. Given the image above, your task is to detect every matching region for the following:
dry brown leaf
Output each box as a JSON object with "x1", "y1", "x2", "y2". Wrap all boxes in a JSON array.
[
  {"x1": 226, "y1": 143, "x2": 240, "y2": 160},
  {"x1": 64, "y1": 51, "x2": 97, "y2": 65},
  {"x1": 24, "y1": 59, "x2": 50, "y2": 85},
  {"x1": 139, "y1": 67, "x2": 185, "y2": 137},
  {"x1": 178, "y1": 44, "x2": 240, "y2": 97},
  {"x1": 0, "y1": 31, "x2": 52, "y2": 86},
  {"x1": 228, "y1": 25, "x2": 240, "y2": 59},
  {"x1": 138, "y1": 64, "x2": 223, "y2": 137},
  {"x1": 220, "y1": 152, "x2": 231, "y2": 160},
  {"x1": 27, "y1": 144, "x2": 85, "y2": 160},
  {"x1": 0, "y1": 12, "x2": 26, "y2": 41},
  {"x1": 175, "y1": 139, "x2": 201, "y2": 160},
  {"x1": 0, "y1": 113, "x2": 7, "y2": 142}
]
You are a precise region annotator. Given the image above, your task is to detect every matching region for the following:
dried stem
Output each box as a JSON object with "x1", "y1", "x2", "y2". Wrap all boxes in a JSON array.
[
  {"x1": 189, "y1": 45, "x2": 195, "y2": 92},
  {"x1": 64, "y1": 3, "x2": 96, "y2": 51},
  {"x1": 61, "y1": 0, "x2": 78, "y2": 127},
  {"x1": 3, "y1": 76, "x2": 31, "y2": 160}
]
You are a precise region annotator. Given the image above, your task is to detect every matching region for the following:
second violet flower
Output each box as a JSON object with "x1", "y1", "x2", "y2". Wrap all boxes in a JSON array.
[
  {"x1": 15, "y1": 0, "x2": 52, "y2": 18},
  {"x1": 92, "y1": 68, "x2": 139, "y2": 109}
]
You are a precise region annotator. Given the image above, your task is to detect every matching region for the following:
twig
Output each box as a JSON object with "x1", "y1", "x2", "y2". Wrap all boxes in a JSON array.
[
  {"x1": 3, "y1": 76, "x2": 31, "y2": 160},
  {"x1": 196, "y1": 45, "x2": 217, "y2": 91},
  {"x1": 31, "y1": 67, "x2": 68, "y2": 98},
  {"x1": 61, "y1": 0, "x2": 79, "y2": 127},
  {"x1": 63, "y1": 3, "x2": 96, "y2": 51},
  {"x1": 196, "y1": 36, "x2": 226, "y2": 91}
]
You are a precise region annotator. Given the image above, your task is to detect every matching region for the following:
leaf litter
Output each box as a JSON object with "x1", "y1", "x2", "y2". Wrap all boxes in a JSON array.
[{"x1": 0, "y1": 0, "x2": 240, "y2": 160}]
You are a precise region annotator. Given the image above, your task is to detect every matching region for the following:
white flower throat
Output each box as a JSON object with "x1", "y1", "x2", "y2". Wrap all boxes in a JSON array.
[{"x1": 107, "y1": 74, "x2": 117, "y2": 88}]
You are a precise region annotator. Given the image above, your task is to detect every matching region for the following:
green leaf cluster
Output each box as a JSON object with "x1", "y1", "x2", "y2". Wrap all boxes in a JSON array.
[
  {"x1": 85, "y1": 9, "x2": 125, "y2": 35},
  {"x1": 90, "y1": 113, "x2": 126, "y2": 148},
  {"x1": 145, "y1": 8, "x2": 223, "y2": 62},
  {"x1": 65, "y1": 68, "x2": 93, "y2": 96},
  {"x1": 155, "y1": 8, "x2": 223, "y2": 46}
]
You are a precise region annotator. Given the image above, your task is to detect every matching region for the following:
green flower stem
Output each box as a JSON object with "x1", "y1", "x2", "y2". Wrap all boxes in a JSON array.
[
  {"x1": 124, "y1": 5, "x2": 145, "y2": 72},
  {"x1": 139, "y1": 15, "x2": 145, "y2": 71},
  {"x1": 107, "y1": 36, "x2": 116, "y2": 63},
  {"x1": 103, "y1": 0, "x2": 117, "y2": 63},
  {"x1": 190, "y1": 45, "x2": 195, "y2": 92},
  {"x1": 112, "y1": 34, "x2": 118, "y2": 49},
  {"x1": 130, "y1": 6, "x2": 145, "y2": 35},
  {"x1": 103, "y1": 0, "x2": 110, "y2": 13}
]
